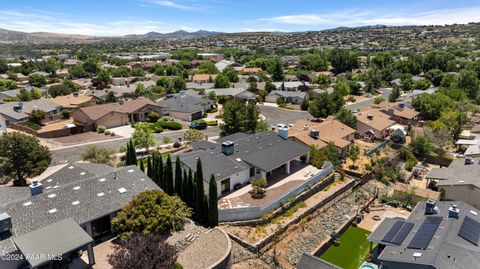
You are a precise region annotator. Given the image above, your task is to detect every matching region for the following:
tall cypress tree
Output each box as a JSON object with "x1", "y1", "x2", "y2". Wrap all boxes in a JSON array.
[
  {"x1": 146, "y1": 156, "x2": 152, "y2": 178},
  {"x1": 174, "y1": 156, "x2": 182, "y2": 196},
  {"x1": 157, "y1": 155, "x2": 164, "y2": 190},
  {"x1": 203, "y1": 196, "x2": 209, "y2": 227},
  {"x1": 181, "y1": 169, "x2": 188, "y2": 202},
  {"x1": 125, "y1": 141, "x2": 131, "y2": 166},
  {"x1": 188, "y1": 170, "x2": 194, "y2": 209},
  {"x1": 129, "y1": 139, "x2": 137, "y2": 166},
  {"x1": 194, "y1": 158, "x2": 205, "y2": 222},
  {"x1": 164, "y1": 155, "x2": 174, "y2": 195},
  {"x1": 208, "y1": 175, "x2": 218, "y2": 227},
  {"x1": 139, "y1": 158, "x2": 145, "y2": 172}
]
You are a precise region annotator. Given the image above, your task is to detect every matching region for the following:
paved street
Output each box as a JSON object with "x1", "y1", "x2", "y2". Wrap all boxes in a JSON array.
[
  {"x1": 346, "y1": 88, "x2": 392, "y2": 111},
  {"x1": 50, "y1": 127, "x2": 220, "y2": 165},
  {"x1": 259, "y1": 105, "x2": 312, "y2": 126}
]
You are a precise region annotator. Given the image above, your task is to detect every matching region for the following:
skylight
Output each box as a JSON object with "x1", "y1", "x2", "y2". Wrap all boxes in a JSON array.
[
  {"x1": 128, "y1": 169, "x2": 134, "y2": 173},
  {"x1": 47, "y1": 179, "x2": 52, "y2": 183},
  {"x1": 80, "y1": 172, "x2": 86, "y2": 176},
  {"x1": 73, "y1": 186, "x2": 81, "y2": 191},
  {"x1": 97, "y1": 192, "x2": 105, "y2": 197},
  {"x1": 72, "y1": 201, "x2": 80, "y2": 205},
  {"x1": 53, "y1": 185, "x2": 60, "y2": 189},
  {"x1": 48, "y1": 208, "x2": 57, "y2": 214},
  {"x1": 118, "y1": 188, "x2": 127, "y2": 194},
  {"x1": 471, "y1": 210, "x2": 478, "y2": 216},
  {"x1": 48, "y1": 194, "x2": 56, "y2": 198},
  {"x1": 23, "y1": 201, "x2": 32, "y2": 207},
  {"x1": 68, "y1": 166, "x2": 74, "y2": 169},
  {"x1": 99, "y1": 178, "x2": 106, "y2": 182}
]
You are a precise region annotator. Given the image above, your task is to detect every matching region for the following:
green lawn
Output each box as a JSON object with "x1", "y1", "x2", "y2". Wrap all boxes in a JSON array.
[{"x1": 320, "y1": 226, "x2": 372, "y2": 269}]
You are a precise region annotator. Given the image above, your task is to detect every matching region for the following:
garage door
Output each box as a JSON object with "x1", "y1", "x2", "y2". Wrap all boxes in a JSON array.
[
  {"x1": 99, "y1": 114, "x2": 124, "y2": 128},
  {"x1": 191, "y1": 111, "x2": 203, "y2": 121}
]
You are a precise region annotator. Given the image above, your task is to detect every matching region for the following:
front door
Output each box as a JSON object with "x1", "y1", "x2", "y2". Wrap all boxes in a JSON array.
[{"x1": 221, "y1": 178, "x2": 230, "y2": 194}]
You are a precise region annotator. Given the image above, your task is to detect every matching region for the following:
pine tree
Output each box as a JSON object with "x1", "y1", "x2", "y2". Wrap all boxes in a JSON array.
[
  {"x1": 174, "y1": 156, "x2": 182, "y2": 195},
  {"x1": 139, "y1": 159, "x2": 145, "y2": 172},
  {"x1": 208, "y1": 174, "x2": 218, "y2": 227},
  {"x1": 194, "y1": 158, "x2": 205, "y2": 222},
  {"x1": 164, "y1": 156, "x2": 174, "y2": 195}
]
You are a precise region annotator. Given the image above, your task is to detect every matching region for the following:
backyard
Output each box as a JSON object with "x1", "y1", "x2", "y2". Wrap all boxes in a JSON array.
[{"x1": 320, "y1": 226, "x2": 373, "y2": 269}]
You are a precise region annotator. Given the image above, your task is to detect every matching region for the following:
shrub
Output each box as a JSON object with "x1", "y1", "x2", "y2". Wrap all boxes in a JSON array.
[
  {"x1": 149, "y1": 122, "x2": 164, "y2": 133},
  {"x1": 119, "y1": 145, "x2": 127, "y2": 153},
  {"x1": 26, "y1": 122, "x2": 42, "y2": 130},
  {"x1": 173, "y1": 141, "x2": 182, "y2": 148},
  {"x1": 206, "y1": 120, "x2": 218, "y2": 126},
  {"x1": 110, "y1": 132, "x2": 115, "y2": 136},
  {"x1": 145, "y1": 111, "x2": 160, "y2": 123},
  {"x1": 162, "y1": 137, "x2": 172, "y2": 144},
  {"x1": 158, "y1": 121, "x2": 182, "y2": 130},
  {"x1": 60, "y1": 109, "x2": 70, "y2": 119},
  {"x1": 97, "y1": 126, "x2": 106, "y2": 133},
  {"x1": 104, "y1": 130, "x2": 111, "y2": 135}
]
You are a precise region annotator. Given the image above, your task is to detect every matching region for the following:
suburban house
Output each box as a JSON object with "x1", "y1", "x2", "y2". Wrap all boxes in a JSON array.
[
  {"x1": 52, "y1": 93, "x2": 98, "y2": 111},
  {"x1": 158, "y1": 91, "x2": 213, "y2": 121},
  {"x1": 368, "y1": 200, "x2": 480, "y2": 269},
  {"x1": 355, "y1": 109, "x2": 395, "y2": 139},
  {"x1": 55, "y1": 68, "x2": 69, "y2": 78},
  {"x1": 242, "y1": 67, "x2": 262, "y2": 74},
  {"x1": 0, "y1": 99, "x2": 61, "y2": 128},
  {"x1": 0, "y1": 163, "x2": 159, "y2": 269},
  {"x1": 296, "y1": 253, "x2": 340, "y2": 269},
  {"x1": 0, "y1": 89, "x2": 22, "y2": 100},
  {"x1": 178, "y1": 131, "x2": 311, "y2": 196},
  {"x1": 427, "y1": 157, "x2": 480, "y2": 208},
  {"x1": 272, "y1": 81, "x2": 311, "y2": 91},
  {"x1": 265, "y1": 90, "x2": 308, "y2": 104},
  {"x1": 72, "y1": 98, "x2": 161, "y2": 131},
  {"x1": 204, "y1": 88, "x2": 256, "y2": 100},
  {"x1": 192, "y1": 74, "x2": 217, "y2": 83},
  {"x1": 373, "y1": 101, "x2": 420, "y2": 125},
  {"x1": 286, "y1": 118, "x2": 356, "y2": 157},
  {"x1": 72, "y1": 78, "x2": 93, "y2": 89}
]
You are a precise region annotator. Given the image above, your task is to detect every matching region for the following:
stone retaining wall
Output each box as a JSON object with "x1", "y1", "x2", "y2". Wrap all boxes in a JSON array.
[{"x1": 208, "y1": 228, "x2": 233, "y2": 269}]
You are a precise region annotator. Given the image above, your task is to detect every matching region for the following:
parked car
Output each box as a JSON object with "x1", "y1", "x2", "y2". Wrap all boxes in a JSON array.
[
  {"x1": 276, "y1": 123, "x2": 287, "y2": 129},
  {"x1": 190, "y1": 121, "x2": 207, "y2": 130}
]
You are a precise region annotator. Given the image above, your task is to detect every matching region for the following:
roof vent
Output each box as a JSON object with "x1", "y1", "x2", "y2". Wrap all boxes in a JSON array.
[
  {"x1": 448, "y1": 204, "x2": 459, "y2": 219},
  {"x1": 0, "y1": 213, "x2": 12, "y2": 233},
  {"x1": 425, "y1": 199, "x2": 438, "y2": 215},
  {"x1": 465, "y1": 157, "x2": 474, "y2": 165},
  {"x1": 278, "y1": 127, "x2": 289, "y2": 140},
  {"x1": 222, "y1": 141, "x2": 235, "y2": 156},
  {"x1": 29, "y1": 181, "x2": 43, "y2": 196},
  {"x1": 48, "y1": 208, "x2": 57, "y2": 214},
  {"x1": 367, "y1": 114, "x2": 373, "y2": 120}
]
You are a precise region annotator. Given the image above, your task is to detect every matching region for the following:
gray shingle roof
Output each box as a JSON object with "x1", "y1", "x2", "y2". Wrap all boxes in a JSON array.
[
  {"x1": 0, "y1": 99, "x2": 60, "y2": 120},
  {"x1": 268, "y1": 90, "x2": 307, "y2": 99},
  {"x1": 427, "y1": 158, "x2": 480, "y2": 188},
  {"x1": 373, "y1": 201, "x2": 480, "y2": 269},
  {"x1": 158, "y1": 94, "x2": 212, "y2": 113},
  {"x1": 296, "y1": 253, "x2": 341, "y2": 269},
  {"x1": 179, "y1": 131, "x2": 310, "y2": 181},
  {"x1": 0, "y1": 164, "x2": 159, "y2": 256}
]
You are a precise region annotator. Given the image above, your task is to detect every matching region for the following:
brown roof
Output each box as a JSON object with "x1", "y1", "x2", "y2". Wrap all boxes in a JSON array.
[
  {"x1": 357, "y1": 108, "x2": 395, "y2": 131},
  {"x1": 242, "y1": 68, "x2": 262, "y2": 73},
  {"x1": 192, "y1": 74, "x2": 217, "y2": 82},
  {"x1": 289, "y1": 118, "x2": 355, "y2": 149},
  {"x1": 53, "y1": 94, "x2": 94, "y2": 108},
  {"x1": 77, "y1": 98, "x2": 158, "y2": 121},
  {"x1": 373, "y1": 101, "x2": 420, "y2": 120}
]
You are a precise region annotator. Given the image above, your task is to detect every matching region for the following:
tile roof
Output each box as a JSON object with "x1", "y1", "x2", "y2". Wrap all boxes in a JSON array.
[
  {"x1": 357, "y1": 108, "x2": 395, "y2": 131},
  {"x1": 192, "y1": 74, "x2": 217, "y2": 82},
  {"x1": 52, "y1": 94, "x2": 94, "y2": 107},
  {"x1": 76, "y1": 98, "x2": 158, "y2": 120},
  {"x1": 289, "y1": 118, "x2": 355, "y2": 149}
]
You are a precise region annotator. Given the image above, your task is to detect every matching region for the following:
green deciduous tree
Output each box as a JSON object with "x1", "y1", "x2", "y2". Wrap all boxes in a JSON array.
[
  {"x1": 28, "y1": 74, "x2": 47, "y2": 87},
  {"x1": 213, "y1": 74, "x2": 230, "y2": 88},
  {"x1": 132, "y1": 123, "x2": 156, "y2": 153},
  {"x1": 0, "y1": 132, "x2": 51, "y2": 186},
  {"x1": 112, "y1": 190, "x2": 191, "y2": 238},
  {"x1": 335, "y1": 107, "x2": 357, "y2": 128}
]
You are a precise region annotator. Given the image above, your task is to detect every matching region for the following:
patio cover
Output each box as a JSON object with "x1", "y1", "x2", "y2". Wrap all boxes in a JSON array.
[{"x1": 14, "y1": 218, "x2": 93, "y2": 268}]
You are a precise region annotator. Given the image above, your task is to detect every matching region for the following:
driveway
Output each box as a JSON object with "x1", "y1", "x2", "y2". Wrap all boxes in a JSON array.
[
  {"x1": 259, "y1": 105, "x2": 311, "y2": 126},
  {"x1": 108, "y1": 125, "x2": 134, "y2": 138},
  {"x1": 346, "y1": 88, "x2": 392, "y2": 112}
]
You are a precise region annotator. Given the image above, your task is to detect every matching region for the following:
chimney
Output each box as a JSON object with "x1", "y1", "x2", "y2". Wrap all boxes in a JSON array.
[
  {"x1": 221, "y1": 141, "x2": 235, "y2": 156},
  {"x1": 29, "y1": 181, "x2": 43, "y2": 196},
  {"x1": 13, "y1": 101, "x2": 23, "y2": 113},
  {"x1": 278, "y1": 127, "x2": 289, "y2": 140},
  {"x1": 367, "y1": 114, "x2": 373, "y2": 120},
  {"x1": 465, "y1": 157, "x2": 474, "y2": 165},
  {"x1": 0, "y1": 212, "x2": 12, "y2": 234},
  {"x1": 425, "y1": 199, "x2": 437, "y2": 215},
  {"x1": 310, "y1": 130, "x2": 320, "y2": 139},
  {"x1": 119, "y1": 98, "x2": 125, "y2": 105},
  {"x1": 399, "y1": 103, "x2": 405, "y2": 108},
  {"x1": 448, "y1": 204, "x2": 459, "y2": 219}
]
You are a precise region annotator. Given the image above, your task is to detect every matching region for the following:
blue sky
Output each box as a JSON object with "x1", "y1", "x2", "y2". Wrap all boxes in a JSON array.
[{"x1": 1, "y1": 0, "x2": 480, "y2": 36}]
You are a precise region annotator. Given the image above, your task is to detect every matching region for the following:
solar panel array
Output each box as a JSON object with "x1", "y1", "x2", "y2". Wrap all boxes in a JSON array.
[
  {"x1": 408, "y1": 216, "x2": 443, "y2": 249},
  {"x1": 458, "y1": 216, "x2": 480, "y2": 246},
  {"x1": 382, "y1": 220, "x2": 405, "y2": 242},
  {"x1": 381, "y1": 220, "x2": 415, "y2": 245},
  {"x1": 392, "y1": 222, "x2": 415, "y2": 245}
]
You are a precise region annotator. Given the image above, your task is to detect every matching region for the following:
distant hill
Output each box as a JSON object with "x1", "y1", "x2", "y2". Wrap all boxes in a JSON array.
[{"x1": 124, "y1": 30, "x2": 223, "y2": 40}]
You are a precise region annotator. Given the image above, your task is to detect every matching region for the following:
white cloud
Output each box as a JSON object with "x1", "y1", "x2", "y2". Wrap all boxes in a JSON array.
[
  {"x1": 0, "y1": 10, "x2": 191, "y2": 36},
  {"x1": 144, "y1": 0, "x2": 206, "y2": 11},
  {"x1": 258, "y1": 7, "x2": 480, "y2": 27}
]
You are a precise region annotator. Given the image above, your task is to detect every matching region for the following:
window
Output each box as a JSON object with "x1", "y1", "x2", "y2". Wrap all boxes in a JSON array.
[
  {"x1": 250, "y1": 167, "x2": 255, "y2": 177},
  {"x1": 221, "y1": 178, "x2": 230, "y2": 194}
]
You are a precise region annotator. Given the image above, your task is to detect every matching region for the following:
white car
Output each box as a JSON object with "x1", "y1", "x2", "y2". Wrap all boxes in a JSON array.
[{"x1": 276, "y1": 124, "x2": 287, "y2": 129}]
